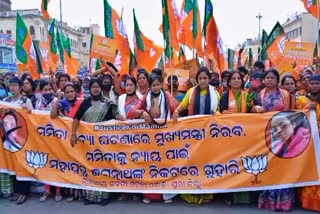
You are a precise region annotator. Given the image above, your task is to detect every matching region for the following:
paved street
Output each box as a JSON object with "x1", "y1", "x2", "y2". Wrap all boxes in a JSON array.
[{"x1": 0, "y1": 196, "x2": 317, "y2": 214}]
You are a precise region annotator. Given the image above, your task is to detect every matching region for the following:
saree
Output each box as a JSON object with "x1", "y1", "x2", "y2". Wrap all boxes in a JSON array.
[
  {"x1": 256, "y1": 88, "x2": 295, "y2": 211},
  {"x1": 297, "y1": 94, "x2": 320, "y2": 212}
]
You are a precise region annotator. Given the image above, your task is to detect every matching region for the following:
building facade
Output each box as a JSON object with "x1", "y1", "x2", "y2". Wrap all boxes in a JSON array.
[
  {"x1": 0, "y1": 9, "x2": 100, "y2": 71},
  {"x1": 282, "y1": 12, "x2": 319, "y2": 43},
  {"x1": 0, "y1": 0, "x2": 11, "y2": 11}
]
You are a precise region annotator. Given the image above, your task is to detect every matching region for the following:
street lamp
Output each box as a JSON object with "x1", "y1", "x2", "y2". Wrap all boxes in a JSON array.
[{"x1": 256, "y1": 13, "x2": 263, "y2": 45}]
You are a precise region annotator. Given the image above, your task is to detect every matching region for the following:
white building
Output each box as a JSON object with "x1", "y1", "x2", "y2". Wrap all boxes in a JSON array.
[
  {"x1": 282, "y1": 12, "x2": 319, "y2": 43},
  {"x1": 0, "y1": 0, "x2": 11, "y2": 12},
  {"x1": 0, "y1": 8, "x2": 100, "y2": 69}
]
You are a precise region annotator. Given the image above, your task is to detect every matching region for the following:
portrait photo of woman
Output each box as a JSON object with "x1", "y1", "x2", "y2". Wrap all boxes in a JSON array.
[
  {"x1": 267, "y1": 111, "x2": 311, "y2": 158},
  {"x1": 0, "y1": 109, "x2": 27, "y2": 153}
]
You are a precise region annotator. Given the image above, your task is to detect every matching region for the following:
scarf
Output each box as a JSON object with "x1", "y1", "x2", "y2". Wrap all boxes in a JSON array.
[
  {"x1": 189, "y1": 85, "x2": 219, "y2": 116},
  {"x1": 118, "y1": 92, "x2": 142, "y2": 119},
  {"x1": 228, "y1": 90, "x2": 247, "y2": 113},
  {"x1": 146, "y1": 89, "x2": 169, "y2": 120},
  {"x1": 36, "y1": 96, "x2": 54, "y2": 110}
]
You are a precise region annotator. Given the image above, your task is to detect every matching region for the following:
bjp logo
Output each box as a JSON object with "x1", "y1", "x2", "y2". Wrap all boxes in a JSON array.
[{"x1": 241, "y1": 154, "x2": 268, "y2": 184}]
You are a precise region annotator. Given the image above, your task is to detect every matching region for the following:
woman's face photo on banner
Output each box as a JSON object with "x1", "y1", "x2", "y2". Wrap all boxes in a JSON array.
[
  {"x1": 0, "y1": 109, "x2": 28, "y2": 153},
  {"x1": 266, "y1": 111, "x2": 311, "y2": 159}
]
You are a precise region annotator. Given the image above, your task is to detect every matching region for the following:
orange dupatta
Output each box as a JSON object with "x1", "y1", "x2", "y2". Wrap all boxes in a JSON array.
[{"x1": 228, "y1": 90, "x2": 247, "y2": 113}]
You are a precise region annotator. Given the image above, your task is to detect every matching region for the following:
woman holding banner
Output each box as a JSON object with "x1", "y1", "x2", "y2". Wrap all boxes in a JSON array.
[
  {"x1": 117, "y1": 75, "x2": 142, "y2": 121},
  {"x1": 297, "y1": 74, "x2": 320, "y2": 212},
  {"x1": 127, "y1": 73, "x2": 179, "y2": 204},
  {"x1": 36, "y1": 80, "x2": 63, "y2": 202},
  {"x1": 172, "y1": 67, "x2": 220, "y2": 204},
  {"x1": 50, "y1": 82, "x2": 85, "y2": 202},
  {"x1": 219, "y1": 70, "x2": 253, "y2": 205},
  {"x1": 70, "y1": 77, "x2": 118, "y2": 206},
  {"x1": 220, "y1": 70, "x2": 251, "y2": 114},
  {"x1": 252, "y1": 69, "x2": 294, "y2": 212}
]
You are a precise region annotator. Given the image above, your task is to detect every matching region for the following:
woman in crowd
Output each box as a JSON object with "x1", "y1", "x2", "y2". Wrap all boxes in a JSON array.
[
  {"x1": 82, "y1": 76, "x2": 91, "y2": 98},
  {"x1": 297, "y1": 74, "x2": 320, "y2": 213},
  {"x1": 50, "y1": 82, "x2": 84, "y2": 201},
  {"x1": 220, "y1": 70, "x2": 253, "y2": 205},
  {"x1": 2, "y1": 76, "x2": 33, "y2": 205},
  {"x1": 51, "y1": 82, "x2": 83, "y2": 119},
  {"x1": 296, "y1": 68, "x2": 312, "y2": 97},
  {"x1": 22, "y1": 77, "x2": 37, "y2": 108},
  {"x1": 167, "y1": 75, "x2": 185, "y2": 103},
  {"x1": 71, "y1": 76, "x2": 83, "y2": 98},
  {"x1": 136, "y1": 68, "x2": 149, "y2": 97},
  {"x1": 252, "y1": 69, "x2": 294, "y2": 212},
  {"x1": 172, "y1": 67, "x2": 220, "y2": 204},
  {"x1": 221, "y1": 70, "x2": 231, "y2": 92},
  {"x1": 36, "y1": 80, "x2": 62, "y2": 202},
  {"x1": 0, "y1": 73, "x2": 8, "y2": 100},
  {"x1": 101, "y1": 74, "x2": 118, "y2": 103},
  {"x1": 57, "y1": 73, "x2": 71, "y2": 92},
  {"x1": 173, "y1": 67, "x2": 220, "y2": 119},
  {"x1": 281, "y1": 74, "x2": 297, "y2": 109},
  {"x1": 220, "y1": 70, "x2": 251, "y2": 114},
  {"x1": 92, "y1": 62, "x2": 120, "y2": 103},
  {"x1": 127, "y1": 73, "x2": 179, "y2": 203},
  {"x1": 117, "y1": 75, "x2": 142, "y2": 120},
  {"x1": 70, "y1": 77, "x2": 117, "y2": 206}
]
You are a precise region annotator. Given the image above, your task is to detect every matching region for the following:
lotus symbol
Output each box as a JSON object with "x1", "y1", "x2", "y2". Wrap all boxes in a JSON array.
[
  {"x1": 241, "y1": 154, "x2": 268, "y2": 184},
  {"x1": 25, "y1": 151, "x2": 48, "y2": 177}
]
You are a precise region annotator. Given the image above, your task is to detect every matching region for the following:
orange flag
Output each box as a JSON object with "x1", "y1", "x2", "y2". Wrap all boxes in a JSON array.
[
  {"x1": 160, "y1": 0, "x2": 180, "y2": 51},
  {"x1": 41, "y1": 0, "x2": 51, "y2": 20},
  {"x1": 133, "y1": 9, "x2": 164, "y2": 72},
  {"x1": 104, "y1": 0, "x2": 130, "y2": 75},
  {"x1": 301, "y1": 0, "x2": 319, "y2": 19},
  {"x1": 63, "y1": 50, "x2": 80, "y2": 77},
  {"x1": 179, "y1": 0, "x2": 203, "y2": 57},
  {"x1": 15, "y1": 12, "x2": 39, "y2": 79},
  {"x1": 266, "y1": 22, "x2": 288, "y2": 67},
  {"x1": 203, "y1": 0, "x2": 226, "y2": 73}
]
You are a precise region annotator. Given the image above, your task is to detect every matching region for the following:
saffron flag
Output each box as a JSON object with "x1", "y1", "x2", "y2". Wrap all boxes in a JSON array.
[
  {"x1": 179, "y1": 0, "x2": 203, "y2": 57},
  {"x1": 301, "y1": 0, "x2": 319, "y2": 19},
  {"x1": 179, "y1": 0, "x2": 193, "y2": 45},
  {"x1": 15, "y1": 12, "x2": 39, "y2": 79},
  {"x1": 160, "y1": 0, "x2": 180, "y2": 51},
  {"x1": 202, "y1": 0, "x2": 225, "y2": 72},
  {"x1": 48, "y1": 19, "x2": 58, "y2": 71},
  {"x1": 133, "y1": 9, "x2": 164, "y2": 72},
  {"x1": 41, "y1": 0, "x2": 51, "y2": 20},
  {"x1": 266, "y1": 22, "x2": 288, "y2": 67},
  {"x1": 63, "y1": 37, "x2": 80, "y2": 77},
  {"x1": 104, "y1": 0, "x2": 130, "y2": 74},
  {"x1": 164, "y1": 45, "x2": 179, "y2": 67}
]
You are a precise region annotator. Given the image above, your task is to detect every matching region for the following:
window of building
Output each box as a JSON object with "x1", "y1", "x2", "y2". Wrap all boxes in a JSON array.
[
  {"x1": 30, "y1": 26, "x2": 35, "y2": 36},
  {"x1": 6, "y1": 30, "x2": 11, "y2": 35},
  {"x1": 82, "y1": 42, "x2": 87, "y2": 48},
  {"x1": 287, "y1": 28, "x2": 299, "y2": 39}
]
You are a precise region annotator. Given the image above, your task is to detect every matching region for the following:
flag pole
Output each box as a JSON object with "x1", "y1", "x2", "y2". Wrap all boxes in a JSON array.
[{"x1": 59, "y1": 0, "x2": 63, "y2": 33}]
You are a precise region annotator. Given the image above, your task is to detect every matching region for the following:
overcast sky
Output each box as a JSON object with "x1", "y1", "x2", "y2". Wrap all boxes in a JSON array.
[{"x1": 12, "y1": 0, "x2": 306, "y2": 51}]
